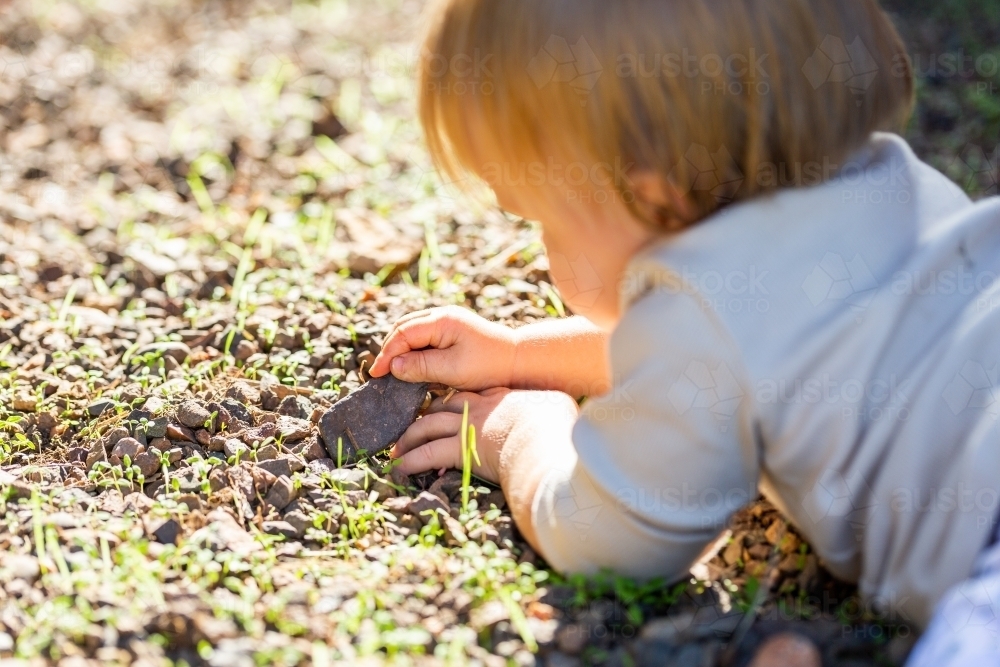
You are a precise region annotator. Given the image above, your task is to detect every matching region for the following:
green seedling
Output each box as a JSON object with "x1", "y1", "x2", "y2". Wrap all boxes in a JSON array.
[
  {"x1": 498, "y1": 587, "x2": 537, "y2": 652},
  {"x1": 156, "y1": 448, "x2": 173, "y2": 485},
  {"x1": 416, "y1": 510, "x2": 444, "y2": 547},
  {"x1": 232, "y1": 207, "x2": 267, "y2": 307},
  {"x1": 543, "y1": 283, "x2": 566, "y2": 318},
  {"x1": 459, "y1": 401, "x2": 480, "y2": 516},
  {"x1": 54, "y1": 283, "x2": 78, "y2": 327},
  {"x1": 418, "y1": 246, "x2": 431, "y2": 293}
]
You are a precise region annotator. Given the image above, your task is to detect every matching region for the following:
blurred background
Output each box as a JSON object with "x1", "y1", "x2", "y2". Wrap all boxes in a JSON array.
[
  {"x1": 884, "y1": 0, "x2": 1000, "y2": 194},
  {"x1": 0, "y1": 0, "x2": 997, "y2": 310},
  {"x1": 0, "y1": 1, "x2": 998, "y2": 665}
]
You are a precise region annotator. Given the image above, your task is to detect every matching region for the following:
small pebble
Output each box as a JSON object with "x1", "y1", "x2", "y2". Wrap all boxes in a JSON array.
[
  {"x1": 283, "y1": 510, "x2": 310, "y2": 537},
  {"x1": 226, "y1": 381, "x2": 261, "y2": 406},
  {"x1": 134, "y1": 451, "x2": 160, "y2": 476},
  {"x1": 234, "y1": 339, "x2": 258, "y2": 361},
  {"x1": 224, "y1": 439, "x2": 249, "y2": 459},
  {"x1": 177, "y1": 400, "x2": 212, "y2": 429},
  {"x1": 3, "y1": 554, "x2": 40, "y2": 582},
  {"x1": 104, "y1": 426, "x2": 130, "y2": 448},
  {"x1": 87, "y1": 398, "x2": 116, "y2": 417},
  {"x1": 262, "y1": 520, "x2": 298, "y2": 538},
  {"x1": 257, "y1": 457, "x2": 292, "y2": 478},
  {"x1": 256, "y1": 444, "x2": 279, "y2": 461},
  {"x1": 265, "y1": 477, "x2": 298, "y2": 510},
  {"x1": 110, "y1": 437, "x2": 145, "y2": 464},
  {"x1": 11, "y1": 393, "x2": 36, "y2": 412},
  {"x1": 86, "y1": 439, "x2": 107, "y2": 470}
]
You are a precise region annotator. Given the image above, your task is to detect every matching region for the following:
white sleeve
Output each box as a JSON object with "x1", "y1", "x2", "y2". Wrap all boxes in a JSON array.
[{"x1": 531, "y1": 289, "x2": 760, "y2": 580}]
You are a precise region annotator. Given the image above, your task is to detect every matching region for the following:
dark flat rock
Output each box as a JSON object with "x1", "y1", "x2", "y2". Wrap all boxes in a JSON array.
[
  {"x1": 87, "y1": 398, "x2": 116, "y2": 417},
  {"x1": 220, "y1": 398, "x2": 252, "y2": 426},
  {"x1": 318, "y1": 376, "x2": 427, "y2": 461},
  {"x1": 127, "y1": 410, "x2": 168, "y2": 439},
  {"x1": 151, "y1": 518, "x2": 181, "y2": 545}
]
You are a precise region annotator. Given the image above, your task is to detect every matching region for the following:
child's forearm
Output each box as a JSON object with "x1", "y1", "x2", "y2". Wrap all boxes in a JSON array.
[{"x1": 509, "y1": 317, "x2": 611, "y2": 397}]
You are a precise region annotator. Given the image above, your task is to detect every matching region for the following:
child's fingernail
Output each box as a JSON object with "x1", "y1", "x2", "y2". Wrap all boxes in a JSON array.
[{"x1": 391, "y1": 357, "x2": 404, "y2": 374}]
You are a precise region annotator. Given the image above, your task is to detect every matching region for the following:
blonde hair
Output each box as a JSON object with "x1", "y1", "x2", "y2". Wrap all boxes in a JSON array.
[{"x1": 418, "y1": 0, "x2": 913, "y2": 228}]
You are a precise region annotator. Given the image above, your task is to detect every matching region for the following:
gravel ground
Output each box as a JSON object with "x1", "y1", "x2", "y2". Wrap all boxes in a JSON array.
[{"x1": 0, "y1": 1, "x2": 995, "y2": 666}]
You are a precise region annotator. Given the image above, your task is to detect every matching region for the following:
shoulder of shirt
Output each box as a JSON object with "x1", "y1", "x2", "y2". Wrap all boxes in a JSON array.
[{"x1": 618, "y1": 133, "x2": 968, "y2": 307}]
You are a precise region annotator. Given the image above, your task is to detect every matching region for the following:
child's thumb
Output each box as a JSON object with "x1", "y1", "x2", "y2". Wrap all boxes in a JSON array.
[{"x1": 390, "y1": 350, "x2": 451, "y2": 384}]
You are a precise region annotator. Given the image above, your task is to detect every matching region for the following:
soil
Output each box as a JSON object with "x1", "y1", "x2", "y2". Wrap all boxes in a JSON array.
[{"x1": 0, "y1": 1, "x2": 994, "y2": 666}]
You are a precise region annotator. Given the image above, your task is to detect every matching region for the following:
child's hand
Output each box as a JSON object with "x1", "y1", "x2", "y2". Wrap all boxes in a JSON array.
[
  {"x1": 369, "y1": 306, "x2": 516, "y2": 391},
  {"x1": 389, "y1": 387, "x2": 579, "y2": 483}
]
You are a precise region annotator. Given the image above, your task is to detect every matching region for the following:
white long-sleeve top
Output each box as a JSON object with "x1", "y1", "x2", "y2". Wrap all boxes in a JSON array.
[{"x1": 532, "y1": 133, "x2": 1000, "y2": 628}]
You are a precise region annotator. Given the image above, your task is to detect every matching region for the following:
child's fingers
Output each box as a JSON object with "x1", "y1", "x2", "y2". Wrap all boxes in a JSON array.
[
  {"x1": 369, "y1": 327, "x2": 419, "y2": 377},
  {"x1": 370, "y1": 312, "x2": 455, "y2": 377},
  {"x1": 370, "y1": 312, "x2": 435, "y2": 376},
  {"x1": 393, "y1": 437, "x2": 462, "y2": 475},
  {"x1": 369, "y1": 328, "x2": 410, "y2": 376},
  {"x1": 392, "y1": 309, "x2": 436, "y2": 327},
  {"x1": 365, "y1": 311, "x2": 434, "y2": 377},
  {"x1": 393, "y1": 412, "x2": 462, "y2": 456},
  {"x1": 426, "y1": 392, "x2": 481, "y2": 414},
  {"x1": 389, "y1": 348, "x2": 462, "y2": 384}
]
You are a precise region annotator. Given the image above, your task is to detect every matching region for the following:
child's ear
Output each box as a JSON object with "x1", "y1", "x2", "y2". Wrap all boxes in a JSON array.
[{"x1": 628, "y1": 170, "x2": 697, "y2": 231}]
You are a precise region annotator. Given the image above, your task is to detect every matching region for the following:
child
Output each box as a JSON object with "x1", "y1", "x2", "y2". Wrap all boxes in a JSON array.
[{"x1": 368, "y1": 1, "x2": 1000, "y2": 663}]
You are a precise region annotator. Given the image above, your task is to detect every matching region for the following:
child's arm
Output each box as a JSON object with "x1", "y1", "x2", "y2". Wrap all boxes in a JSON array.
[
  {"x1": 390, "y1": 286, "x2": 758, "y2": 583},
  {"x1": 389, "y1": 386, "x2": 579, "y2": 555},
  {"x1": 510, "y1": 316, "x2": 611, "y2": 395},
  {"x1": 368, "y1": 306, "x2": 611, "y2": 397}
]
